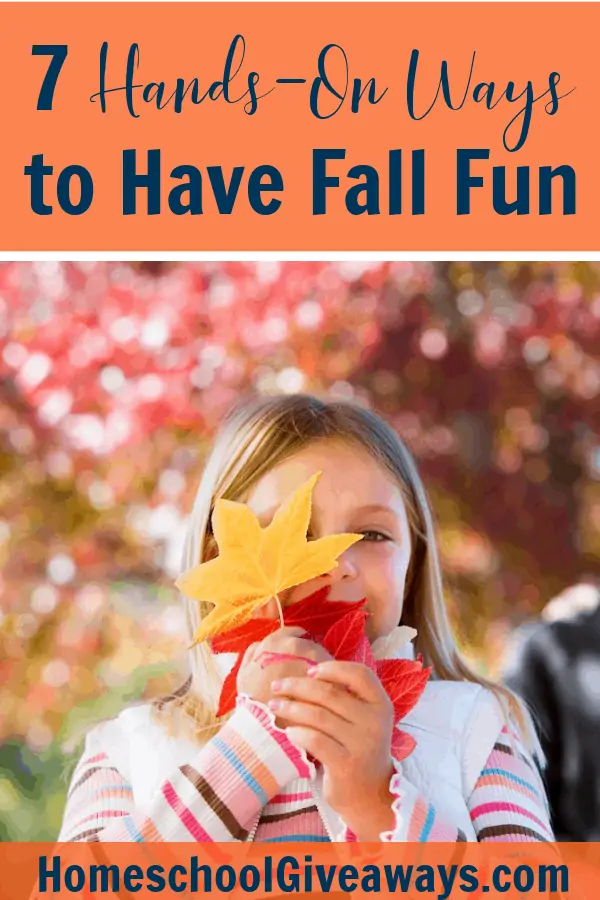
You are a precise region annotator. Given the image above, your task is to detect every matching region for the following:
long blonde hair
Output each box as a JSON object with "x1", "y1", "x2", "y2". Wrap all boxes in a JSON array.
[{"x1": 158, "y1": 393, "x2": 536, "y2": 749}]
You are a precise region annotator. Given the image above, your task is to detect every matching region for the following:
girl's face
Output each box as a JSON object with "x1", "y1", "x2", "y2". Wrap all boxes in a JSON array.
[{"x1": 242, "y1": 439, "x2": 413, "y2": 641}]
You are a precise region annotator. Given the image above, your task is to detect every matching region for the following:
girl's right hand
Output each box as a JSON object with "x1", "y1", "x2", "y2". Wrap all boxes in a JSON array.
[{"x1": 237, "y1": 626, "x2": 333, "y2": 726}]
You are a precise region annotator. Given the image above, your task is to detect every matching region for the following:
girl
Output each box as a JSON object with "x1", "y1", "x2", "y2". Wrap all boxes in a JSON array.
[{"x1": 58, "y1": 394, "x2": 553, "y2": 843}]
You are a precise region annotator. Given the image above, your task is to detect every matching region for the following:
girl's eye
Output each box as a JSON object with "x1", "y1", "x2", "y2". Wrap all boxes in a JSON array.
[
  {"x1": 361, "y1": 530, "x2": 391, "y2": 542},
  {"x1": 307, "y1": 529, "x2": 391, "y2": 542}
]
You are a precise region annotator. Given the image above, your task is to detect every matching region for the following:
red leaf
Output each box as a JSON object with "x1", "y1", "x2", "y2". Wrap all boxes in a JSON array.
[
  {"x1": 322, "y1": 609, "x2": 368, "y2": 660},
  {"x1": 376, "y1": 659, "x2": 431, "y2": 722},
  {"x1": 391, "y1": 728, "x2": 417, "y2": 761},
  {"x1": 211, "y1": 618, "x2": 278, "y2": 654},
  {"x1": 285, "y1": 587, "x2": 367, "y2": 639},
  {"x1": 216, "y1": 656, "x2": 243, "y2": 717},
  {"x1": 353, "y1": 634, "x2": 377, "y2": 670}
]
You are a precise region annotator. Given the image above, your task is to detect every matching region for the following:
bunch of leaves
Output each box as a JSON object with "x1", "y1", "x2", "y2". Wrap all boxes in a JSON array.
[
  {"x1": 211, "y1": 586, "x2": 431, "y2": 761},
  {"x1": 211, "y1": 585, "x2": 365, "y2": 715}
]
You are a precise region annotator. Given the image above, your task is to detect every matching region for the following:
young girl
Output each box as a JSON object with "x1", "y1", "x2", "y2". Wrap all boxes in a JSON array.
[{"x1": 58, "y1": 394, "x2": 553, "y2": 843}]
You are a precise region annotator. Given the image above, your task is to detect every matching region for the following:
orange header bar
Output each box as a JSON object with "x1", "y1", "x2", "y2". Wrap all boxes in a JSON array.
[
  {"x1": 0, "y1": 3, "x2": 595, "y2": 249},
  {"x1": 3, "y1": 842, "x2": 599, "y2": 899}
]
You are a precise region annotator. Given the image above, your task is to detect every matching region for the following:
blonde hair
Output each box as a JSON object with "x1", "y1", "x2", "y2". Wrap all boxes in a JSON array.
[{"x1": 158, "y1": 393, "x2": 537, "y2": 750}]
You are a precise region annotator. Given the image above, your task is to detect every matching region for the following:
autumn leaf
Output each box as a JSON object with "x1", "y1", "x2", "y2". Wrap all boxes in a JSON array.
[
  {"x1": 322, "y1": 609, "x2": 369, "y2": 660},
  {"x1": 391, "y1": 728, "x2": 417, "y2": 761},
  {"x1": 285, "y1": 587, "x2": 367, "y2": 639},
  {"x1": 176, "y1": 473, "x2": 363, "y2": 645},
  {"x1": 352, "y1": 634, "x2": 377, "y2": 669},
  {"x1": 217, "y1": 657, "x2": 244, "y2": 718},
  {"x1": 371, "y1": 626, "x2": 417, "y2": 661},
  {"x1": 376, "y1": 658, "x2": 432, "y2": 722},
  {"x1": 211, "y1": 618, "x2": 279, "y2": 654}
]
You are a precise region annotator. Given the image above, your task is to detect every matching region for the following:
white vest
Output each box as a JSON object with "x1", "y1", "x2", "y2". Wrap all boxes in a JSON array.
[{"x1": 92, "y1": 677, "x2": 509, "y2": 842}]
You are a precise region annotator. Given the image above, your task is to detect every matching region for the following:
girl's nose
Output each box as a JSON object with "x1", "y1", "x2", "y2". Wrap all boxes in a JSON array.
[{"x1": 323, "y1": 549, "x2": 358, "y2": 584}]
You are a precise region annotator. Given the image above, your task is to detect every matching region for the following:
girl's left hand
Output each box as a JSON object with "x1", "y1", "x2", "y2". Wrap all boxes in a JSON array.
[{"x1": 268, "y1": 661, "x2": 397, "y2": 840}]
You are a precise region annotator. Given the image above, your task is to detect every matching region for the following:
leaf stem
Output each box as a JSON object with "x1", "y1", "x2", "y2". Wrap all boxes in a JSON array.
[{"x1": 273, "y1": 593, "x2": 284, "y2": 627}]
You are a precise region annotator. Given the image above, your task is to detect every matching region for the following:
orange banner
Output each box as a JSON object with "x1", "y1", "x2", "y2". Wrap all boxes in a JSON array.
[
  {"x1": 2, "y1": 842, "x2": 598, "y2": 900},
  {"x1": 0, "y1": 3, "x2": 596, "y2": 250}
]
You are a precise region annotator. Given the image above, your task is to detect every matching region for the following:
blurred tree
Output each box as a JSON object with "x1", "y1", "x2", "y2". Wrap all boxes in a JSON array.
[{"x1": 355, "y1": 261, "x2": 600, "y2": 648}]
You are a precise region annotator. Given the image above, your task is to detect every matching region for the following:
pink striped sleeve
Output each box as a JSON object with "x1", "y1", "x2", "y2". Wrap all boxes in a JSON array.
[
  {"x1": 58, "y1": 695, "x2": 314, "y2": 843},
  {"x1": 467, "y1": 724, "x2": 553, "y2": 842}
]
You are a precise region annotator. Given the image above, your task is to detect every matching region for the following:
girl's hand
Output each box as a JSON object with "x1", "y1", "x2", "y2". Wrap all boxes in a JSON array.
[
  {"x1": 236, "y1": 626, "x2": 333, "y2": 726},
  {"x1": 268, "y1": 661, "x2": 397, "y2": 840}
]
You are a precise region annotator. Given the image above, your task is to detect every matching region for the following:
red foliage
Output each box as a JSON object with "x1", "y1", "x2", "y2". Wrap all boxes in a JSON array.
[
  {"x1": 211, "y1": 588, "x2": 366, "y2": 715},
  {"x1": 285, "y1": 588, "x2": 367, "y2": 639},
  {"x1": 321, "y1": 608, "x2": 369, "y2": 660},
  {"x1": 212, "y1": 588, "x2": 431, "y2": 762},
  {"x1": 375, "y1": 657, "x2": 432, "y2": 722},
  {"x1": 216, "y1": 656, "x2": 244, "y2": 719}
]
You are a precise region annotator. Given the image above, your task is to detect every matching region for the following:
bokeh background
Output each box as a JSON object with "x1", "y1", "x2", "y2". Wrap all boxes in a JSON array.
[{"x1": 1, "y1": 260, "x2": 599, "y2": 840}]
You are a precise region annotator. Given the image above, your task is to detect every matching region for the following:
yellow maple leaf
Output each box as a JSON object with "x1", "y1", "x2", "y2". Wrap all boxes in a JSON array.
[{"x1": 175, "y1": 472, "x2": 363, "y2": 645}]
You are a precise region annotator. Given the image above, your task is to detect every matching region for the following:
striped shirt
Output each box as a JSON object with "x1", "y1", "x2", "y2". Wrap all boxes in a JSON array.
[{"x1": 58, "y1": 696, "x2": 553, "y2": 843}]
